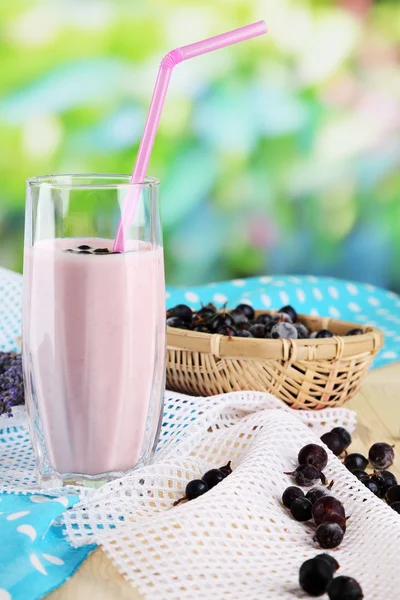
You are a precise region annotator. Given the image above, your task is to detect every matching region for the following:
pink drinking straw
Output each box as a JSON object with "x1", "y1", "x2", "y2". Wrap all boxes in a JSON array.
[{"x1": 113, "y1": 20, "x2": 267, "y2": 251}]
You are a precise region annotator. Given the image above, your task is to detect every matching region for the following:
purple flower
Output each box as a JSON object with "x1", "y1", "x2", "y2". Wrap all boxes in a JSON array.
[{"x1": 0, "y1": 353, "x2": 24, "y2": 417}]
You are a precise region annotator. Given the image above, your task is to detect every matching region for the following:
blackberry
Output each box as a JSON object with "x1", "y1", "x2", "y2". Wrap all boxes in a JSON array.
[
  {"x1": 368, "y1": 442, "x2": 394, "y2": 470},
  {"x1": 320, "y1": 432, "x2": 345, "y2": 456},
  {"x1": 330, "y1": 427, "x2": 352, "y2": 449},
  {"x1": 327, "y1": 576, "x2": 363, "y2": 600},
  {"x1": 279, "y1": 305, "x2": 297, "y2": 323},
  {"x1": 298, "y1": 444, "x2": 328, "y2": 471},
  {"x1": 344, "y1": 453, "x2": 368, "y2": 472},
  {"x1": 235, "y1": 304, "x2": 255, "y2": 320},
  {"x1": 299, "y1": 557, "x2": 334, "y2": 596},
  {"x1": 282, "y1": 486, "x2": 304, "y2": 509},
  {"x1": 290, "y1": 497, "x2": 312, "y2": 521},
  {"x1": 271, "y1": 322, "x2": 298, "y2": 339}
]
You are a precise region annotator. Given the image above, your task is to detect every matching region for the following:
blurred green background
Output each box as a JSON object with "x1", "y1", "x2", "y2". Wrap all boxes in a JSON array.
[{"x1": 1, "y1": 0, "x2": 400, "y2": 288}]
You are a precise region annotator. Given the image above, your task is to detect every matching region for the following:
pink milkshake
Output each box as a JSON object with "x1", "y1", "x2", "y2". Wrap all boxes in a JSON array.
[{"x1": 23, "y1": 238, "x2": 165, "y2": 478}]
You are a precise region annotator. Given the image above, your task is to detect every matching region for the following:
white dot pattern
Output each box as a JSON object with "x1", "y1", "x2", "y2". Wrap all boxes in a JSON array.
[
  {"x1": 184, "y1": 291, "x2": 199, "y2": 303},
  {"x1": 279, "y1": 290, "x2": 289, "y2": 306},
  {"x1": 212, "y1": 293, "x2": 228, "y2": 305},
  {"x1": 329, "y1": 306, "x2": 341, "y2": 318},
  {"x1": 261, "y1": 294, "x2": 271, "y2": 308},
  {"x1": 296, "y1": 289, "x2": 306, "y2": 304},
  {"x1": 328, "y1": 286, "x2": 339, "y2": 299}
]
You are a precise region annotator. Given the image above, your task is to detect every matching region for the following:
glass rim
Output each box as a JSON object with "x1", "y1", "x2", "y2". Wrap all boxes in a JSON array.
[{"x1": 27, "y1": 174, "x2": 160, "y2": 189}]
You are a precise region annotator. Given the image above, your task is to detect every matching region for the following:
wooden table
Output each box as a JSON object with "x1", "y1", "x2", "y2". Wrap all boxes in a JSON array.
[{"x1": 49, "y1": 363, "x2": 400, "y2": 600}]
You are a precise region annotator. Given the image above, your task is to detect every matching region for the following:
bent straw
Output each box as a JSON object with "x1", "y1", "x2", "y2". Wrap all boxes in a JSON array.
[{"x1": 113, "y1": 20, "x2": 267, "y2": 251}]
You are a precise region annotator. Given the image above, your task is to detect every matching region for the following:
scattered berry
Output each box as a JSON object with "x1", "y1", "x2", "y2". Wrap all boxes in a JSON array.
[
  {"x1": 380, "y1": 470, "x2": 397, "y2": 487},
  {"x1": 391, "y1": 501, "x2": 400, "y2": 514},
  {"x1": 315, "y1": 522, "x2": 344, "y2": 549},
  {"x1": 298, "y1": 444, "x2": 328, "y2": 471},
  {"x1": 219, "y1": 461, "x2": 232, "y2": 477},
  {"x1": 327, "y1": 576, "x2": 363, "y2": 600},
  {"x1": 315, "y1": 553, "x2": 340, "y2": 573},
  {"x1": 299, "y1": 557, "x2": 334, "y2": 596},
  {"x1": 312, "y1": 496, "x2": 345, "y2": 526},
  {"x1": 330, "y1": 427, "x2": 352, "y2": 449},
  {"x1": 202, "y1": 469, "x2": 225, "y2": 489},
  {"x1": 361, "y1": 476, "x2": 380, "y2": 495},
  {"x1": 379, "y1": 470, "x2": 397, "y2": 490},
  {"x1": 290, "y1": 497, "x2": 312, "y2": 521},
  {"x1": 185, "y1": 479, "x2": 209, "y2": 501},
  {"x1": 368, "y1": 442, "x2": 394, "y2": 470},
  {"x1": 368, "y1": 475, "x2": 386, "y2": 498},
  {"x1": 320, "y1": 432, "x2": 345, "y2": 456},
  {"x1": 282, "y1": 486, "x2": 304, "y2": 509},
  {"x1": 344, "y1": 453, "x2": 368, "y2": 472},
  {"x1": 78, "y1": 244, "x2": 91, "y2": 250},
  {"x1": 306, "y1": 487, "x2": 327, "y2": 505},
  {"x1": 386, "y1": 484, "x2": 400, "y2": 505},
  {"x1": 291, "y1": 464, "x2": 324, "y2": 487},
  {"x1": 351, "y1": 469, "x2": 368, "y2": 481},
  {"x1": 174, "y1": 461, "x2": 233, "y2": 506},
  {"x1": 320, "y1": 511, "x2": 347, "y2": 533}
]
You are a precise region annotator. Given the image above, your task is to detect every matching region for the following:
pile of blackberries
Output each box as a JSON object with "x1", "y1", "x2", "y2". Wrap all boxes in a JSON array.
[
  {"x1": 300, "y1": 554, "x2": 363, "y2": 599},
  {"x1": 320, "y1": 426, "x2": 399, "y2": 512},
  {"x1": 174, "y1": 461, "x2": 232, "y2": 506},
  {"x1": 283, "y1": 443, "x2": 347, "y2": 549},
  {"x1": 166, "y1": 303, "x2": 364, "y2": 340}
]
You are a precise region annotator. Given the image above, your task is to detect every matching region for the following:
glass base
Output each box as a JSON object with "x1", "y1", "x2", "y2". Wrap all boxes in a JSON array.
[{"x1": 36, "y1": 463, "x2": 144, "y2": 490}]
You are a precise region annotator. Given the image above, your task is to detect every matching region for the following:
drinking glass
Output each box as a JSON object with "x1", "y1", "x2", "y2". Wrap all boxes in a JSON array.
[{"x1": 23, "y1": 174, "x2": 165, "y2": 487}]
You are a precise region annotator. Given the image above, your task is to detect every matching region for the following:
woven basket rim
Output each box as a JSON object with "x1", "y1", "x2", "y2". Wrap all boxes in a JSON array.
[{"x1": 167, "y1": 311, "x2": 384, "y2": 362}]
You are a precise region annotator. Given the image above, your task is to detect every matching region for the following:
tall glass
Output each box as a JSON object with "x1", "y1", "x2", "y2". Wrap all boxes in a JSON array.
[{"x1": 23, "y1": 175, "x2": 165, "y2": 487}]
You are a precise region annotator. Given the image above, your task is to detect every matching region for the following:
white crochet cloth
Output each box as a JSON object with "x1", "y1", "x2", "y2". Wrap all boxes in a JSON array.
[{"x1": 61, "y1": 390, "x2": 400, "y2": 600}]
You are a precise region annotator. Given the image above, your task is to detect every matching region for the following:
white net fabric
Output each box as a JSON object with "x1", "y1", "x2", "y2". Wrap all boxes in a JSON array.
[
  {"x1": 0, "y1": 408, "x2": 91, "y2": 496},
  {"x1": 61, "y1": 391, "x2": 400, "y2": 600},
  {"x1": 0, "y1": 266, "x2": 23, "y2": 353}
]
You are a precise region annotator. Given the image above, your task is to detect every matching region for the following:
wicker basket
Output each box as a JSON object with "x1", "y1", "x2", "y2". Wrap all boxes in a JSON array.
[{"x1": 166, "y1": 312, "x2": 384, "y2": 409}]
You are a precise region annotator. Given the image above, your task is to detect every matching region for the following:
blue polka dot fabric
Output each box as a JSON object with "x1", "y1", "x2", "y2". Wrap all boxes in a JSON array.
[
  {"x1": 166, "y1": 275, "x2": 400, "y2": 369},
  {"x1": 0, "y1": 492, "x2": 95, "y2": 600}
]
